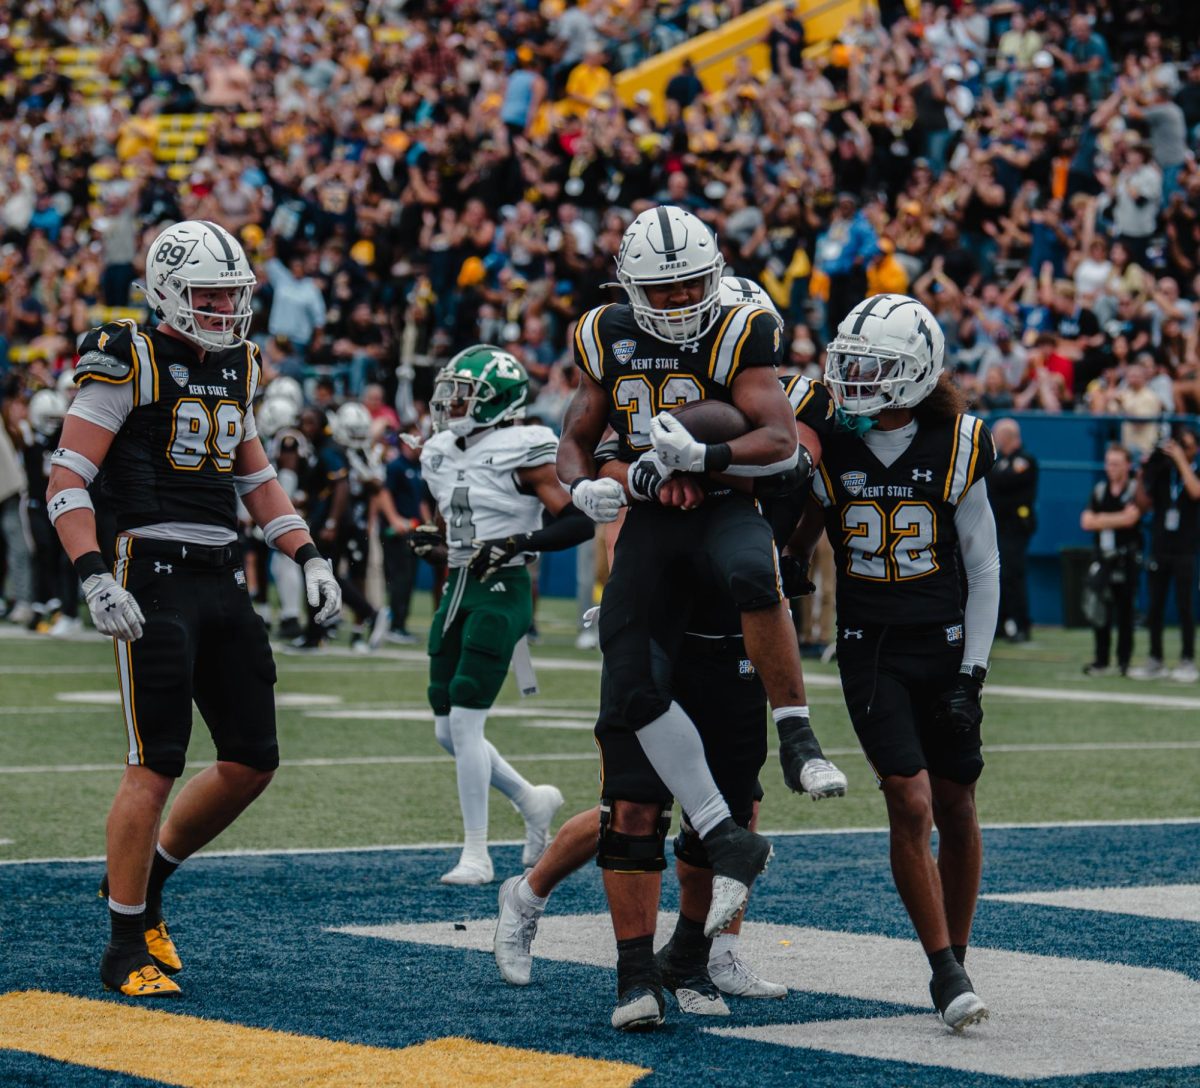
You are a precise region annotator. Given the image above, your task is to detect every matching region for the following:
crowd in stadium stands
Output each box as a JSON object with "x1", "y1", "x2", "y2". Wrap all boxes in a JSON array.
[{"x1": 0, "y1": 0, "x2": 1198, "y2": 630}]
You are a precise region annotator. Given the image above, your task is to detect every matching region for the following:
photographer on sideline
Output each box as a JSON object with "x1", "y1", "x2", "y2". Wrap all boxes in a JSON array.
[
  {"x1": 1081, "y1": 444, "x2": 1141, "y2": 677},
  {"x1": 1129, "y1": 429, "x2": 1200, "y2": 681}
]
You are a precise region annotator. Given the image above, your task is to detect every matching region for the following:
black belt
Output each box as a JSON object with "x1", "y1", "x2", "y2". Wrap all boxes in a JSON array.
[
  {"x1": 682, "y1": 631, "x2": 745, "y2": 654},
  {"x1": 125, "y1": 538, "x2": 240, "y2": 568}
]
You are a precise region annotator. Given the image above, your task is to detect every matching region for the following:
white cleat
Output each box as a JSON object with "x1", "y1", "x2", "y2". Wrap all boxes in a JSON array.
[
  {"x1": 519, "y1": 784, "x2": 564, "y2": 867},
  {"x1": 673, "y1": 986, "x2": 730, "y2": 1016},
  {"x1": 1170, "y1": 661, "x2": 1198, "y2": 683},
  {"x1": 799, "y1": 758, "x2": 847, "y2": 800},
  {"x1": 439, "y1": 854, "x2": 494, "y2": 885},
  {"x1": 706, "y1": 877, "x2": 753, "y2": 939},
  {"x1": 493, "y1": 876, "x2": 541, "y2": 985},
  {"x1": 48, "y1": 615, "x2": 83, "y2": 638},
  {"x1": 708, "y1": 950, "x2": 787, "y2": 998},
  {"x1": 942, "y1": 991, "x2": 989, "y2": 1032},
  {"x1": 611, "y1": 987, "x2": 664, "y2": 1031}
]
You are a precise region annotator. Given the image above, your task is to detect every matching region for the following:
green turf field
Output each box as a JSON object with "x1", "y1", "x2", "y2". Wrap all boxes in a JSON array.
[{"x1": 2, "y1": 594, "x2": 1199, "y2": 861}]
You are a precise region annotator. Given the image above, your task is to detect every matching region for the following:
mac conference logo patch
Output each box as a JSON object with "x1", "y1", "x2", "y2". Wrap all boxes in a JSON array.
[
  {"x1": 169, "y1": 364, "x2": 190, "y2": 387},
  {"x1": 612, "y1": 339, "x2": 637, "y2": 365},
  {"x1": 840, "y1": 471, "x2": 867, "y2": 497}
]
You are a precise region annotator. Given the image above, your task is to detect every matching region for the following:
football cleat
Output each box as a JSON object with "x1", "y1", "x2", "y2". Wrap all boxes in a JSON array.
[
  {"x1": 799, "y1": 758, "x2": 848, "y2": 800},
  {"x1": 493, "y1": 876, "x2": 542, "y2": 986},
  {"x1": 519, "y1": 784, "x2": 564, "y2": 868},
  {"x1": 100, "y1": 944, "x2": 181, "y2": 998},
  {"x1": 1170, "y1": 661, "x2": 1198, "y2": 683},
  {"x1": 708, "y1": 949, "x2": 787, "y2": 998},
  {"x1": 930, "y1": 964, "x2": 988, "y2": 1032},
  {"x1": 655, "y1": 946, "x2": 730, "y2": 1017},
  {"x1": 145, "y1": 920, "x2": 182, "y2": 975},
  {"x1": 700, "y1": 819, "x2": 773, "y2": 938},
  {"x1": 1128, "y1": 658, "x2": 1167, "y2": 680},
  {"x1": 440, "y1": 853, "x2": 494, "y2": 885},
  {"x1": 611, "y1": 984, "x2": 665, "y2": 1031}
]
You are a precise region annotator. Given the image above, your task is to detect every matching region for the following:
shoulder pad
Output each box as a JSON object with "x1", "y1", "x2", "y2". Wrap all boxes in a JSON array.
[
  {"x1": 78, "y1": 322, "x2": 137, "y2": 365},
  {"x1": 515, "y1": 425, "x2": 559, "y2": 468},
  {"x1": 75, "y1": 350, "x2": 133, "y2": 384}
]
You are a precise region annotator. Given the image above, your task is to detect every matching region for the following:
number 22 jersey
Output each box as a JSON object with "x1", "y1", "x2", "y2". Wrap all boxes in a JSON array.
[{"x1": 785, "y1": 376, "x2": 995, "y2": 626}]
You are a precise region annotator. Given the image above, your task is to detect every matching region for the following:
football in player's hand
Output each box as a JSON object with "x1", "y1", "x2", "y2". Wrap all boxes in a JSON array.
[{"x1": 668, "y1": 399, "x2": 750, "y2": 443}]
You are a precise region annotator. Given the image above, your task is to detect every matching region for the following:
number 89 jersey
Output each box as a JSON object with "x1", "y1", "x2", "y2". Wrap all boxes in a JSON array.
[
  {"x1": 573, "y1": 301, "x2": 782, "y2": 461},
  {"x1": 789, "y1": 377, "x2": 995, "y2": 625},
  {"x1": 74, "y1": 321, "x2": 260, "y2": 533},
  {"x1": 420, "y1": 424, "x2": 559, "y2": 568}
]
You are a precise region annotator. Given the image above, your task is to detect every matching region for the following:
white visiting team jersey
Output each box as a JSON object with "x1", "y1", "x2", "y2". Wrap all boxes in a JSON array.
[{"x1": 420, "y1": 424, "x2": 559, "y2": 568}]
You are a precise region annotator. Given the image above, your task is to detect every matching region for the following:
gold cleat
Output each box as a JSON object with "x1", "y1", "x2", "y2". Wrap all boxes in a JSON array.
[
  {"x1": 103, "y1": 963, "x2": 182, "y2": 998},
  {"x1": 145, "y1": 920, "x2": 182, "y2": 975}
]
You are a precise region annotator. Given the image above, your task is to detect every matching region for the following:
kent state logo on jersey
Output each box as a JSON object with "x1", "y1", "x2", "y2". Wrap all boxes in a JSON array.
[
  {"x1": 944, "y1": 623, "x2": 964, "y2": 644},
  {"x1": 612, "y1": 339, "x2": 637, "y2": 365},
  {"x1": 841, "y1": 471, "x2": 867, "y2": 497}
]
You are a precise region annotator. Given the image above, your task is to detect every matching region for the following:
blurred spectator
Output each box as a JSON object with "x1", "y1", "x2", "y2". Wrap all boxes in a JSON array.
[
  {"x1": 0, "y1": 408, "x2": 33, "y2": 625},
  {"x1": 265, "y1": 248, "x2": 327, "y2": 354},
  {"x1": 814, "y1": 193, "x2": 879, "y2": 332},
  {"x1": 988, "y1": 418, "x2": 1039, "y2": 643}
]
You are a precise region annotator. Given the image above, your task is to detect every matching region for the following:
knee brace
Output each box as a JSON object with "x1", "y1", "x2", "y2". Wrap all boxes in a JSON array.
[
  {"x1": 596, "y1": 799, "x2": 672, "y2": 873},
  {"x1": 672, "y1": 815, "x2": 711, "y2": 870}
]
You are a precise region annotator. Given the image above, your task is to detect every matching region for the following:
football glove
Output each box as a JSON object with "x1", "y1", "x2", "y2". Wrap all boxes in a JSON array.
[
  {"x1": 779, "y1": 555, "x2": 816, "y2": 598},
  {"x1": 407, "y1": 523, "x2": 445, "y2": 557},
  {"x1": 937, "y1": 671, "x2": 984, "y2": 734},
  {"x1": 570, "y1": 477, "x2": 626, "y2": 523},
  {"x1": 467, "y1": 536, "x2": 525, "y2": 582},
  {"x1": 627, "y1": 449, "x2": 674, "y2": 502},
  {"x1": 82, "y1": 573, "x2": 145, "y2": 641},
  {"x1": 303, "y1": 557, "x2": 342, "y2": 625},
  {"x1": 649, "y1": 412, "x2": 708, "y2": 473}
]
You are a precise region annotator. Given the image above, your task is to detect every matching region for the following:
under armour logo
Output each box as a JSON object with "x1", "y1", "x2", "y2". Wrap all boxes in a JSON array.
[
  {"x1": 679, "y1": 342, "x2": 700, "y2": 354},
  {"x1": 843, "y1": 628, "x2": 863, "y2": 639},
  {"x1": 912, "y1": 469, "x2": 933, "y2": 482},
  {"x1": 222, "y1": 369, "x2": 237, "y2": 380},
  {"x1": 154, "y1": 562, "x2": 173, "y2": 574},
  {"x1": 51, "y1": 496, "x2": 67, "y2": 511}
]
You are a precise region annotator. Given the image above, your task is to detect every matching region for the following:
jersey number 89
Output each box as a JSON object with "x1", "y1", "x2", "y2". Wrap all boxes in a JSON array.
[
  {"x1": 167, "y1": 398, "x2": 243, "y2": 472},
  {"x1": 841, "y1": 501, "x2": 937, "y2": 581}
]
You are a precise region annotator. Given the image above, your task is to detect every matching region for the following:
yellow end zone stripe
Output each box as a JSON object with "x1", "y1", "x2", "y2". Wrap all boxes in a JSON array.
[{"x1": 0, "y1": 991, "x2": 650, "y2": 1088}]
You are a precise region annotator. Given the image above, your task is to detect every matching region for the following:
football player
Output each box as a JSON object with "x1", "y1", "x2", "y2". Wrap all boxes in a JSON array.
[
  {"x1": 788, "y1": 293, "x2": 999, "y2": 1032},
  {"x1": 257, "y1": 394, "x2": 309, "y2": 640},
  {"x1": 415, "y1": 345, "x2": 594, "y2": 884},
  {"x1": 45, "y1": 219, "x2": 342, "y2": 998},
  {"x1": 557, "y1": 206, "x2": 845, "y2": 952}
]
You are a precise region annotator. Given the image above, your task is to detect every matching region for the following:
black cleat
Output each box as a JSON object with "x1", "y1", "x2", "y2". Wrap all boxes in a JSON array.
[
  {"x1": 611, "y1": 983, "x2": 665, "y2": 1031},
  {"x1": 930, "y1": 963, "x2": 988, "y2": 1031},
  {"x1": 655, "y1": 945, "x2": 730, "y2": 1016},
  {"x1": 700, "y1": 818, "x2": 773, "y2": 937},
  {"x1": 100, "y1": 942, "x2": 181, "y2": 998}
]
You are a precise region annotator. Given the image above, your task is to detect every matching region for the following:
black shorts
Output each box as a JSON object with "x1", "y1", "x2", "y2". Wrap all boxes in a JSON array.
[
  {"x1": 599, "y1": 496, "x2": 783, "y2": 729},
  {"x1": 112, "y1": 536, "x2": 279, "y2": 778},
  {"x1": 596, "y1": 632, "x2": 768, "y2": 822},
  {"x1": 836, "y1": 622, "x2": 982, "y2": 785}
]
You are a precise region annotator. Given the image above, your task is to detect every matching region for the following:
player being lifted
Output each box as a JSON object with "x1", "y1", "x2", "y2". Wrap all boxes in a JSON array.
[
  {"x1": 46, "y1": 220, "x2": 341, "y2": 998},
  {"x1": 414, "y1": 345, "x2": 593, "y2": 884},
  {"x1": 789, "y1": 293, "x2": 999, "y2": 1031},
  {"x1": 557, "y1": 206, "x2": 846, "y2": 1011}
]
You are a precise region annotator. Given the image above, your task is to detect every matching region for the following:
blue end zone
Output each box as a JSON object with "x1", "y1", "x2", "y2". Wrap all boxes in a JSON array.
[{"x1": 1, "y1": 824, "x2": 1198, "y2": 1087}]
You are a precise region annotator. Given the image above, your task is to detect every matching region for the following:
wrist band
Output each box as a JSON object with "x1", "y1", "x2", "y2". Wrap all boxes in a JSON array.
[
  {"x1": 295, "y1": 543, "x2": 322, "y2": 567},
  {"x1": 703, "y1": 443, "x2": 733, "y2": 473},
  {"x1": 569, "y1": 477, "x2": 591, "y2": 492},
  {"x1": 74, "y1": 551, "x2": 108, "y2": 580}
]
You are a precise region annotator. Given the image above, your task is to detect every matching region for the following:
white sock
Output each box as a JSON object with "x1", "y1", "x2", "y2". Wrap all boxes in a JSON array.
[
  {"x1": 772, "y1": 705, "x2": 809, "y2": 721},
  {"x1": 636, "y1": 701, "x2": 730, "y2": 838},
  {"x1": 433, "y1": 714, "x2": 453, "y2": 754},
  {"x1": 516, "y1": 875, "x2": 548, "y2": 911},
  {"x1": 108, "y1": 898, "x2": 146, "y2": 915},
  {"x1": 156, "y1": 842, "x2": 183, "y2": 866},
  {"x1": 710, "y1": 933, "x2": 738, "y2": 960},
  {"x1": 485, "y1": 741, "x2": 533, "y2": 804},
  {"x1": 462, "y1": 826, "x2": 489, "y2": 860},
  {"x1": 271, "y1": 551, "x2": 303, "y2": 620},
  {"x1": 449, "y1": 707, "x2": 490, "y2": 836}
]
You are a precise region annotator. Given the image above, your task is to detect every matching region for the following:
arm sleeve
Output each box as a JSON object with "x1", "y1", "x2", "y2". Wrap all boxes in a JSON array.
[
  {"x1": 67, "y1": 376, "x2": 135, "y2": 433},
  {"x1": 955, "y1": 481, "x2": 1000, "y2": 670},
  {"x1": 519, "y1": 503, "x2": 595, "y2": 552}
]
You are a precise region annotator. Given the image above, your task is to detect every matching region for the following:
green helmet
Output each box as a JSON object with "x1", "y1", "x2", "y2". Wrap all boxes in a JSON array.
[{"x1": 431, "y1": 345, "x2": 528, "y2": 437}]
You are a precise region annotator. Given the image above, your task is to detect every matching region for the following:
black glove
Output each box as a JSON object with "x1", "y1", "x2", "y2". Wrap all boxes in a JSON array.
[
  {"x1": 407, "y1": 523, "x2": 446, "y2": 561},
  {"x1": 937, "y1": 671, "x2": 984, "y2": 734},
  {"x1": 467, "y1": 535, "x2": 525, "y2": 581},
  {"x1": 779, "y1": 555, "x2": 816, "y2": 598}
]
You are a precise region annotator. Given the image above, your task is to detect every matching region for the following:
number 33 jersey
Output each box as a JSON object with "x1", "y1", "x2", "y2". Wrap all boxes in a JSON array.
[
  {"x1": 71, "y1": 320, "x2": 261, "y2": 533},
  {"x1": 572, "y1": 302, "x2": 782, "y2": 461},
  {"x1": 786, "y1": 376, "x2": 995, "y2": 626},
  {"x1": 420, "y1": 424, "x2": 559, "y2": 568}
]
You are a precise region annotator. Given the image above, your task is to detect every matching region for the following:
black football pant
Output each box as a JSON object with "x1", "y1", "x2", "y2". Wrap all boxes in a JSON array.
[
  {"x1": 997, "y1": 528, "x2": 1031, "y2": 636},
  {"x1": 1093, "y1": 579, "x2": 1135, "y2": 670},
  {"x1": 1146, "y1": 553, "x2": 1197, "y2": 662}
]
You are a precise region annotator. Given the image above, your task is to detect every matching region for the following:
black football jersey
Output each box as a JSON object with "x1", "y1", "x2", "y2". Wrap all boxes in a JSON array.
[
  {"x1": 790, "y1": 377, "x2": 996, "y2": 626},
  {"x1": 76, "y1": 320, "x2": 261, "y2": 532},
  {"x1": 572, "y1": 302, "x2": 783, "y2": 461}
]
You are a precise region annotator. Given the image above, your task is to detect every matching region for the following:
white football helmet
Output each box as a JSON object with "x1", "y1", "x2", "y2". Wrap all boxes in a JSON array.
[
  {"x1": 719, "y1": 275, "x2": 781, "y2": 324},
  {"x1": 824, "y1": 293, "x2": 944, "y2": 417},
  {"x1": 616, "y1": 205, "x2": 725, "y2": 344},
  {"x1": 144, "y1": 220, "x2": 256, "y2": 351},
  {"x1": 256, "y1": 396, "x2": 298, "y2": 439},
  {"x1": 331, "y1": 402, "x2": 373, "y2": 450},
  {"x1": 56, "y1": 367, "x2": 77, "y2": 400},
  {"x1": 264, "y1": 376, "x2": 304, "y2": 412},
  {"x1": 29, "y1": 389, "x2": 68, "y2": 437}
]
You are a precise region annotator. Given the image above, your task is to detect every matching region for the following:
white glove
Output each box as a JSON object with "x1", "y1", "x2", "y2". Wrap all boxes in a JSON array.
[
  {"x1": 571, "y1": 477, "x2": 626, "y2": 523},
  {"x1": 82, "y1": 573, "x2": 145, "y2": 641},
  {"x1": 304, "y1": 558, "x2": 342, "y2": 625},
  {"x1": 627, "y1": 449, "x2": 675, "y2": 502},
  {"x1": 649, "y1": 412, "x2": 708, "y2": 472}
]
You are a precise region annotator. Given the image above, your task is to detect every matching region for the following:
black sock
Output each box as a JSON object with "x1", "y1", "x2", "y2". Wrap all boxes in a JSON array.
[
  {"x1": 665, "y1": 913, "x2": 712, "y2": 968},
  {"x1": 927, "y1": 946, "x2": 958, "y2": 975},
  {"x1": 951, "y1": 943, "x2": 967, "y2": 966},
  {"x1": 616, "y1": 934, "x2": 656, "y2": 993},
  {"x1": 109, "y1": 905, "x2": 146, "y2": 947},
  {"x1": 145, "y1": 849, "x2": 180, "y2": 925}
]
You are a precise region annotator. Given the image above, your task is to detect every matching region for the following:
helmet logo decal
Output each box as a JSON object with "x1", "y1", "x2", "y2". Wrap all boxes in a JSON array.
[
  {"x1": 917, "y1": 319, "x2": 934, "y2": 356},
  {"x1": 154, "y1": 235, "x2": 199, "y2": 272},
  {"x1": 199, "y1": 220, "x2": 240, "y2": 273}
]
